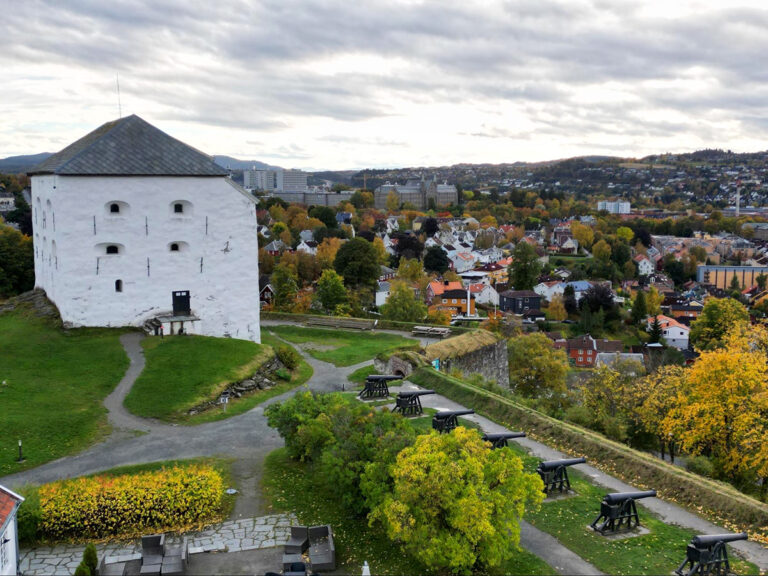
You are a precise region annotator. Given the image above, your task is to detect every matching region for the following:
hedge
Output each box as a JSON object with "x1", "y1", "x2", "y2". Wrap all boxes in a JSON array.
[
  {"x1": 409, "y1": 367, "x2": 768, "y2": 540},
  {"x1": 39, "y1": 465, "x2": 224, "y2": 540}
]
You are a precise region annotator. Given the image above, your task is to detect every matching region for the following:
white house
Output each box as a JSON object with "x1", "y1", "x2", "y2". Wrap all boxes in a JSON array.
[
  {"x1": 29, "y1": 115, "x2": 261, "y2": 342},
  {"x1": 448, "y1": 250, "x2": 478, "y2": 273},
  {"x1": 375, "y1": 281, "x2": 391, "y2": 308},
  {"x1": 0, "y1": 485, "x2": 23, "y2": 576},
  {"x1": 646, "y1": 315, "x2": 690, "y2": 350},
  {"x1": 469, "y1": 283, "x2": 499, "y2": 306},
  {"x1": 296, "y1": 240, "x2": 318, "y2": 255},
  {"x1": 634, "y1": 254, "x2": 654, "y2": 276}
]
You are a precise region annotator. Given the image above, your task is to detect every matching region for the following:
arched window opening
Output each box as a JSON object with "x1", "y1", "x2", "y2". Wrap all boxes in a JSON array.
[
  {"x1": 110, "y1": 203, "x2": 120, "y2": 213},
  {"x1": 174, "y1": 203, "x2": 184, "y2": 214},
  {"x1": 106, "y1": 245, "x2": 119, "y2": 255},
  {"x1": 170, "y1": 243, "x2": 180, "y2": 252},
  {"x1": 115, "y1": 279, "x2": 123, "y2": 292}
]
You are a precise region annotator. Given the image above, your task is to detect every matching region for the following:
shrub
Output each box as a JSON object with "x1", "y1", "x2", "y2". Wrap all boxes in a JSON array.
[
  {"x1": 39, "y1": 465, "x2": 223, "y2": 540},
  {"x1": 16, "y1": 486, "x2": 42, "y2": 545},
  {"x1": 83, "y1": 543, "x2": 98, "y2": 575},
  {"x1": 687, "y1": 455, "x2": 715, "y2": 478},
  {"x1": 276, "y1": 345, "x2": 300, "y2": 370},
  {"x1": 275, "y1": 368, "x2": 291, "y2": 381},
  {"x1": 74, "y1": 562, "x2": 90, "y2": 576}
]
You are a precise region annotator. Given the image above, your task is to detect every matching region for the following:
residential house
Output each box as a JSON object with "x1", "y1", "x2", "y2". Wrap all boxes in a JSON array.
[
  {"x1": 552, "y1": 335, "x2": 623, "y2": 367},
  {"x1": 431, "y1": 288, "x2": 476, "y2": 318},
  {"x1": 595, "y1": 352, "x2": 646, "y2": 370},
  {"x1": 668, "y1": 301, "x2": 704, "y2": 320},
  {"x1": 259, "y1": 275, "x2": 274, "y2": 305},
  {"x1": 634, "y1": 254, "x2": 654, "y2": 276},
  {"x1": 263, "y1": 239, "x2": 288, "y2": 255},
  {"x1": 375, "y1": 281, "x2": 391, "y2": 308},
  {"x1": 336, "y1": 212, "x2": 353, "y2": 226},
  {"x1": 379, "y1": 265, "x2": 396, "y2": 282},
  {"x1": 499, "y1": 290, "x2": 542, "y2": 314},
  {"x1": 426, "y1": 280, "x2": 463, "y2": 303},
  {"x1": 0, "y1": 485, "x2": 24, "y2": 576},
  {"x1": 469, "y1": 283, "x2": 499, "y2": 306},
  {"x1": 460, "y1": 270, "x2": 491, "y2": 286},
  {"x1": 646, "y1": 315, "x2": 690, "y2": 350},
  {"x1": 476, "y1": 261, "x2": 508, "y2": 285},
  {"x1": 296, "y1": 240, "x2": 318, "y2": 255},
  {"x1": 448, "y1": 250, "x2": 479, "y2": 273}
]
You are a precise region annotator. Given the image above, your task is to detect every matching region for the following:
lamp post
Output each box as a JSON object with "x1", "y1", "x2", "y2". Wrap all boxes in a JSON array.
[{"x1": 17, "y1": 439, "x2": 24, "y2": 463}]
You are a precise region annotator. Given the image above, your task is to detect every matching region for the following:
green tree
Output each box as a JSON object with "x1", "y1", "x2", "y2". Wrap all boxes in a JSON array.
[
  {"x1": 309, "y1": 206, "x2": 337, "y2": 228},
  {"x1": 616, "y1": 226, "x2": 634, "y2": 243},
  {"x1": 271, "y1": 264, "x2": 299, "y2": 311},
  {"x1": 509, "y1": 242, "x2": 541, "y2": 290},
  {"x1": 507, "y1": 333, "x2": 569, "y2": 398},
  {"x1": 386, "y1": 190, "x2": 399, "y2": 212},
  {"x1": 690, "y1": 298, "x2": 750, "y2": 351},
  {"x1": 334, "y1": 237, "x2": 380, "y2": 288},
  {"x1": 397, "y1": 258, "x2": 425, "y2": 283},
  {"x1": 757, "y1": 273, "x2": 768, "y2": 291},
  {"x1": 380, "y1": 281, "x2": 427, "y2": 322},
  {"x1": 350, "y1": 190, "x2": 374, "y2": 209},
  {"x1": 631, "y1": 291, "x2": 648, "y2": 325},
  {"x1": 83, "y1": 543, "x2": 98, "y2": 576},
  {"x1": 592, "y1": 239, "x2": 611, "y2": 263},
  {"x1": 729, "y1": 274, "x2": 741, "y2": 292},
  {"x1": 0, "y1": 224, "x2": 34, "y2": 297},
  {"x1": 648, "y1": 316, "x2": 663, "y2": 344},
  {"x1": 315, "y1": 269, "x2": 348, "y2": 313},
  {"x1": 581, "y1": 359, "x2": 645, "y2": 442},
  {"x1": 423, "y1": 245, "x2": 450, "y2": 274},
  {"x1": 371, "y1": 427, "x2": 544, "y2": 574}
]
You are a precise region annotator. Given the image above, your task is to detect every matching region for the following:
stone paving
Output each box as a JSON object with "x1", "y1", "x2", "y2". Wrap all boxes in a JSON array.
[{"x1": 18, "y1": 513, "x2": 296, "y2": 576}]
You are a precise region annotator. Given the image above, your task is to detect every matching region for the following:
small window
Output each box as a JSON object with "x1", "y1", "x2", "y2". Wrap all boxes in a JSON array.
[
  {"x1": 174, "y1": 203, "x2": 184, "y2": 214},
  {"x1": 170, "y1": 243, "x2": 180, "y2": 252},
  {"x1": 115, "y1": 279, "x2": 123, "y2": 292},
  {"x1": 110, "y1": 203, "x2": 120, "y2": 213},
  {"x1": 106, "y1": 245, "x2": 119, "y2": 255}
]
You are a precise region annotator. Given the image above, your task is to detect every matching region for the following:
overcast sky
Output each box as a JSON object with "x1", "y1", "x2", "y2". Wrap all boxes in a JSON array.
[{"x1": 3, "y1": 0, "x2": 768, "y2": 170}]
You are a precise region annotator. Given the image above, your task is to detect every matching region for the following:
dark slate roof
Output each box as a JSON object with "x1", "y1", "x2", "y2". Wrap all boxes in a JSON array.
[{"x1": 29, "y1": 115, "x2": 228, "y2": 177}]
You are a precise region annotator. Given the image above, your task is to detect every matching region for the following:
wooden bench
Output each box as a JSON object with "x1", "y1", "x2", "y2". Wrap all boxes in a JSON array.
[{"x1": 412, "y1": 325, "x2": 451, "y2": 338}]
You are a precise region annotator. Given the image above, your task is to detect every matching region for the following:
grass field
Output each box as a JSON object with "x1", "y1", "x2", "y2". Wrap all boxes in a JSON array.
[
  {"x1": 347, "y1": 364, "x2": 377, "y2": 385},
  {"x1": 0, "y1": 308, "x2": 130, "y2": 475},
  {"x1": 267, "y1": 325, "x2": 418, "y2": 366},
  {"x1": 262, "y1": 448, "x2": 553, "y2": 576},
  {"x1": 124, "y1": 335, "x2": 274, "y2": 421}
]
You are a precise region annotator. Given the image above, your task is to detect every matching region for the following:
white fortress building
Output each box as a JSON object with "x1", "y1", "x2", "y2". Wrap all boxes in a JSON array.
[{"x1": 29, "y1": 115, "x2": 261, "y2": 342}]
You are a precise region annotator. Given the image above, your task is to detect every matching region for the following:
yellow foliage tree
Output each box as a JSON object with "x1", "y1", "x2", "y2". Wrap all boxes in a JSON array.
[
  {"x1": 317, "y1": 237, "x2": 343, "y2": 269},
  {"x1": 372, "y1": 236, "x2": 389, "y2": 265},
  {"x1": 570, "y1": 221, "x2": 594, "y2": 249},
  {"x1": 632, "y1": 365, "x2": 686, "y2": 461},
  {"x1": 386, "y1": 190, "x2": 399, "y2": 212},
  {"x1": 646, "y1": 286, "x2": 663, "y2": 316},
  {"x1": 547, "y1": 294, "x2": 567, "y2": 321}
]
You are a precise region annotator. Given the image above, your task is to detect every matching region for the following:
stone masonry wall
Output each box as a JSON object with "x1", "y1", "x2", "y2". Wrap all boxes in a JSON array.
[{"x1": 439, "y1": 340, "x2": 509, "y2": 388}]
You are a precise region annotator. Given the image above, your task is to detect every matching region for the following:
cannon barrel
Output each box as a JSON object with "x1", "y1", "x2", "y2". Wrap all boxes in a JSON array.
[
  {"x1": 692, "y1": 533, "x2": 748, "y2": 547},
  {"x1": 397, "y1": 390, "x2": 435, "y2": 397},
  {"x1": 483, "y1": 432, "x2": 526, "y2": 441},
  {"x1": 366, "y1": 375, "x2": 402, "y2": 382},
  {"x1": 537, "y1": 457, "x2": 586, "y2": 471},
  {"x1": 603, "y1": 490, "x2": 657, "y2": 504},
  {"x1": 433, "y1": 410, "x2": 475, "y2": 419}
]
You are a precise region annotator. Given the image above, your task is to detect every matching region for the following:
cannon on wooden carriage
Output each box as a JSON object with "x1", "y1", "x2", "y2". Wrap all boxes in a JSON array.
[
  {"x1": 358, "y1": 375, "x2": 401, "y2": 399},
  {"x1": 675, "y1": 533, "x2": 748, "y2": 576},
  {"x1": 482, "y1": 432, "x2": 526, "y2": 449},
  {"x1": 536, "y1": 457, "x2": 586, "y2": 494},
  {"x1": 392, "y1": 390, "x2": 435, "y2": 416},
  {"x1": 431, "y1": 410, "x2": 475, "y2": 433},
  {"x1": 589, "y1": 490, "x2": 656, "y2": 535}
]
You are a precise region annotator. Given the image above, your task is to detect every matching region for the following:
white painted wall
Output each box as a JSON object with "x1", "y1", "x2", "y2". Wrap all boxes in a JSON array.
[
  {"x1": 32, "y1": 175, "x2": 261, "y2": 342},
  {"x1": 0, "y1": 516, "x2": 18, "y2": 576}
]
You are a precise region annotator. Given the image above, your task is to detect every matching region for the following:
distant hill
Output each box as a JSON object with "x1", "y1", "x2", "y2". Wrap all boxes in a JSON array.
[
  {"x1": 213, "y1": 156, "x2": 277, "y2": 171},
  {"x1": 0, "y1": 153, "x2": 53, "y2": 174}
]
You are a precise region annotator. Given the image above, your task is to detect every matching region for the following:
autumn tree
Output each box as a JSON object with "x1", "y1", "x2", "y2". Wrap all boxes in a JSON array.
[
  {"x1": 372, "y1": 236, "x2": 390, "y2": 265},
  {"x1": 616, "y1": 226, "x2": 634, "y2": 243},
  {"x1": 334, "y1": 237, "x2": 380, "y2": 288},
  {"x1": 570, "y1": 221, "x2": 594, "y2": 250},
  {"x1": 317, "y1": 237, "x2": 343, "y2": 269},
  {"x1": 646, "y1": 286, "x2": 663, "y2": 316},
  {"x1": 271, "y1": 264, "x2": 299, "y2": 311},
  {"x1": 592, "y1": 239, "x2": 611, "y2": 262},
  {"x1": 690, "y1": 298, "x2": 749, "y2": 351},
  {"x1": 548, "y1": 294, "x2": 567, "y2": 322},
  {"x1": 507, "y1": 333, "x2": 569, "y2": 399},
  {"x1": 315, "y1": 269, "x2": 348, "y2": 313},
  {"x1": 509, "y1": 242, "x2": 541, "y2": 290},
  {"x1": 631, "y1": 290, "x2": 648, "y2": 325},
  {"x1": 380, "y1": 281, "x2": 427, "y2": 323},
  {"x1": 0, "y1": 225, "x2": 33, "y2": 297},
  {"x1": 633, "y1": 365, "x2": 685, "y2": 461},
  {"x1": 397, "y1": 258, "x2": 425, "y2": 283},
  {"x1": 371, "y1": 428, "x2": 544, "y2": 574},
  {"x1": 386, "y1": 190, "x2": 399, "y2": 212},
  {"x1": 663, "y1": 326, "x2": 768, "y2": 480},
  {"x1": 581, "y1": 359, "x2": 645, "y2": 442}
]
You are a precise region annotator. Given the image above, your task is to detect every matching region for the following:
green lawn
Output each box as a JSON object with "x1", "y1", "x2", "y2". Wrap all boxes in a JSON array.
[
  {"x1": 267, "y1": 325, "x2": 418, "y2": 367},
  {"x1": 347, "y1": 364, "x2": 377, "y2": 385},
  {"x1": 124, "y1": 334, "x2": 274, "y2": 421},
  {"x1": 262, "y1": 448, "x2": 553, "y2": 576},
  {"x1": 0, "y1": 308, "x2": 130, "y2": 475}
]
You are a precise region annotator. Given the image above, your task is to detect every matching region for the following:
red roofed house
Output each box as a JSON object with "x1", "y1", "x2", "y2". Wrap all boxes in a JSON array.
[
  {"x1": 426, "y1": 280, "x2": 463, "y2": 303},
  {"x1": 646, "y1": 315, "x2": 690, "y2": 350},
  {"x1": 429, "y1": 288, "x2": 477, "y2": 318},
  {"x1": 634, "y1": 254, "x2": 654, "y2": 276},
  {"x1": 0, "y1": 484, "x2": 24, "y2": 576},
  {"x1": 552, "y1": 334, "x2": 623, "y2": 367}
]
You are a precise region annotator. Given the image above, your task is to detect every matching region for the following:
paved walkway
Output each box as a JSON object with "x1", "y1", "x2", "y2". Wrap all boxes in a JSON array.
[
  {"x1": 397, "y1": 382, "x2": 768, "y2": 570},
  {"x1": 18, "y1": 513, "x2": 296, "y2": 575}
]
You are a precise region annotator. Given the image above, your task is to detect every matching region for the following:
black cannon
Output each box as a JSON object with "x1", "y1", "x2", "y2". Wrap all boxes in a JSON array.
[
  {"x1": 358, "y1": 375, "x2": 401, "y2": 399},
  {"x1": 590, "y1": 490, "x2": 656, "y2": 534},
  {"x1": 392, "y1": 390, "x2": 435, "y2": 416},
  {"x1": 675, "y1": 533, "x2": 748, "y2": 576},
  {"x1": 482, "y1": 432, "x2": 526, "y2": 449},
  {"x1": 432, "y1": 410, "x2": 475, "y2": 433},
  {"x1": 536, "y1": 457, "x2": 586, "y2": 494}
]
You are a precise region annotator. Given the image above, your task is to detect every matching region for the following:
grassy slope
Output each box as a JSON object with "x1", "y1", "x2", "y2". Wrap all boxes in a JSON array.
[
  {"x1": 0, "y1": 308, "x2": 129, "y2": 475},
  {"x1": 267, "y1": 325, "x2": 417, "y2": 367},
  {"x1": 124, "y1": 335, "x2": 273, "y2": 421},
  {"x1": 262, "y1": 448, "x2": 553, "y2": 576}
]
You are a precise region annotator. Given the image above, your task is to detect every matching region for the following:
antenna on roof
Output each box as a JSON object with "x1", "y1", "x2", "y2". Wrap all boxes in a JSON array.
[{"x1": 116, "y1": 73, "x2": 122, "y2": 118}]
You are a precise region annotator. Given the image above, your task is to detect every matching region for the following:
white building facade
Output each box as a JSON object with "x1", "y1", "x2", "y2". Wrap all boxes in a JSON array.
[
  {"x1": 30, "y1": 115, "x2": 261, "y2": 342},
  {"x1": 0, "y1": 485, "x2": 23, "y2": 576}
]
